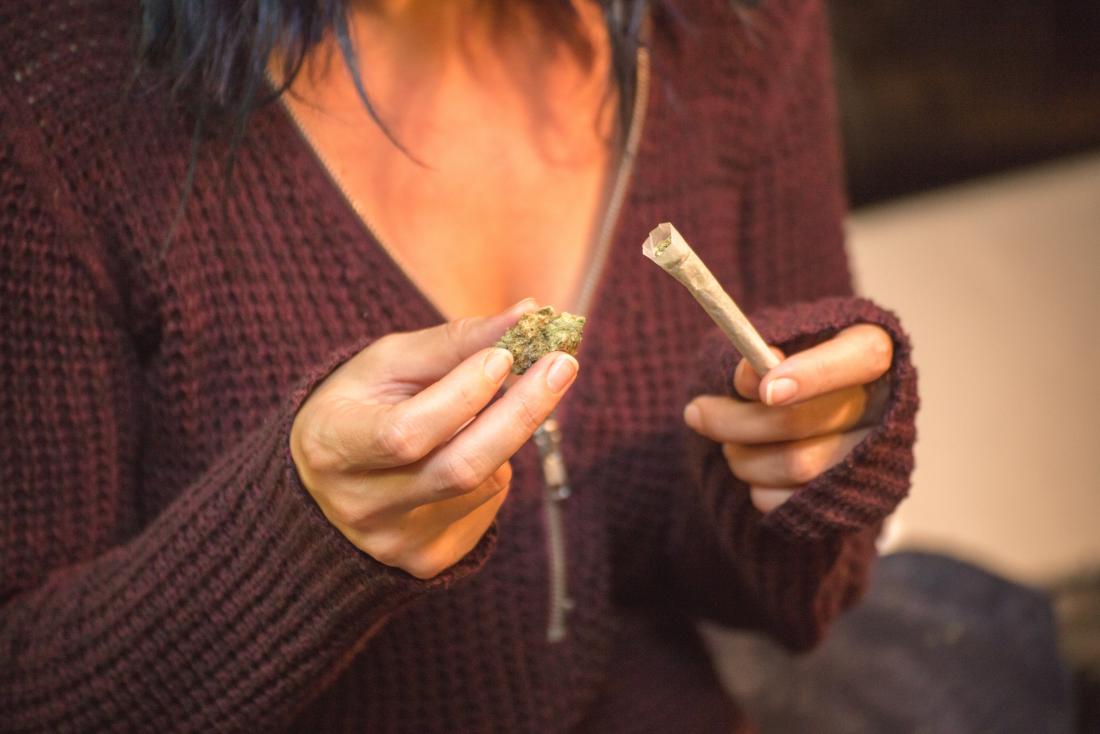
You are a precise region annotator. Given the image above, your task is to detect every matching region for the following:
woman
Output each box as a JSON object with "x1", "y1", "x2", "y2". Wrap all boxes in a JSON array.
[{"x1": 0, "y1": 0, "x2": 916, "y2": 731}]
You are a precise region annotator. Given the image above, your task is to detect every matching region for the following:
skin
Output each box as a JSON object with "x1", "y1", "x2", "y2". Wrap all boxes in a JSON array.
[
  {"x1": 288, "y1": 2, "x2": 895, "y2": 577},
  {"x1": 683, "y1": 324, "x2": 894, "y2": 513},
  {"x1": 291, "y1": 298, "x2": 580, "y2": 579},
  {"x1": 279, "y1": 0, "x2": 616, "y2": 318}
]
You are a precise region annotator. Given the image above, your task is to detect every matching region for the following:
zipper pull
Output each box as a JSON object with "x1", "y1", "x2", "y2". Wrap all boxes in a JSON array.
[
  {"x1": 534, "y1": 416, "x2": 573, "y2": 642},
  {"x1": 534, "y1": 417, "x2": 571, "y2": 499}
]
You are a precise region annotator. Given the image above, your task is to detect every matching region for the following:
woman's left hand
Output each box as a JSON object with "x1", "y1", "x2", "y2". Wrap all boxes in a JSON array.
[{"x1": 683, "y1": 324, "x2": 893, "y2": 513}]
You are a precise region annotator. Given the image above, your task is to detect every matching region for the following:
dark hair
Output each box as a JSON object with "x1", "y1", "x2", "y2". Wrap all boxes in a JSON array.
[
  {"x1": 137, "y1": 0, "x2": 755, "y2": 245},
  {"x1": 138, "y1": 1, "x2": 653, "y2": 155}
]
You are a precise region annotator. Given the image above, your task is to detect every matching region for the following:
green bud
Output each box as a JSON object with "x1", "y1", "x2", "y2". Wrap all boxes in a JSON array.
[{"x1": 494, "y1": 306, "x2": 586, "y2": 374}]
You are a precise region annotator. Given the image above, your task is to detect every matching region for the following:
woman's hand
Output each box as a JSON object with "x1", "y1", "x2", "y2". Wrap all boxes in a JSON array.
[
  {"x1": 683, "y1": 324, "x2": 893, "y2": 514},
  {"x1": 290, "y1": 300, "x2": 579, "y2": 579}
]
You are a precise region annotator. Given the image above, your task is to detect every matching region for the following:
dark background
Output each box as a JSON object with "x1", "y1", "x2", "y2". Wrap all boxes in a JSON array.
[{"x1": 830, "y1": 0, "x2": 1100, "y2": 206}]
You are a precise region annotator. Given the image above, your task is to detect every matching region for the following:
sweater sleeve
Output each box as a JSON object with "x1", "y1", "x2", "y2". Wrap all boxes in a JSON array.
[
  {"x1": 0, "y1": 127, "x2": 494, "y2": 732},
  {"x1": 666, "y1": 297, "x2": 918, "y2": 650},
  {"x1": 660, "y1": 0, "x2": 917, "y2": 650}
]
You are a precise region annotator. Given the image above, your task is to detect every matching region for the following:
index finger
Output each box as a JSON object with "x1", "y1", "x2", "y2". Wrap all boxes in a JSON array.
[
  {"x1": 320, "y1": 346, "x2": 515, "y2": 471},
  {"x1": 415, "y1": 351, "x2": 579, "y2": 500},
  {"x1": 757, "y1": 324, "x2": 893, "y2": 406},
  {"x1": 366, "y1": 298, "x2": 537, "y2": 384}
]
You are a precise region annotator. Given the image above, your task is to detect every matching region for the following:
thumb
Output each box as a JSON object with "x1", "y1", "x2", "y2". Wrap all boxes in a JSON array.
[
  {"x1": 733, "y1": 345, "x2": 786, "y2": 401},
  {"x1": 369, "y1": 298, "x2": 537, "y2": 383}
]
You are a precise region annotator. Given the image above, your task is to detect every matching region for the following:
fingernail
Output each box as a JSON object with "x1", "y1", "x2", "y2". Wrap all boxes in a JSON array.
[
  {"x1": 764, "y1": 377, "x2": 798, "y2": 406},
  {"x1": 545, "y1": 354, "x2": 578, "y2": 393},
  {"x1": 683, "y1": 402, "x2": 702, "y2": 431},
  {"x1": 484, "y1": 348, "x2": 514, "y2": 382}
]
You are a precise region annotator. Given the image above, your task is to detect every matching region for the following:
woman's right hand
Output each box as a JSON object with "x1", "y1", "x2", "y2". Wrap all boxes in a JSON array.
[{"x1": 290, "y1": 300, "x2": 579, "y2": 579}]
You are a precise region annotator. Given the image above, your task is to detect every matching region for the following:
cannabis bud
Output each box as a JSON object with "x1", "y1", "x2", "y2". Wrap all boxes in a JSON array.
[{"x1": 494, "y1": 306, "x2": 586, "y2": 374}]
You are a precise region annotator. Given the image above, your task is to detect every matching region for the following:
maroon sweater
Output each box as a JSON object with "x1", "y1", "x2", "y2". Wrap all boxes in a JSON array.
[{"x1": 0, "y1": 0, "x2": 918, "y2": 731}]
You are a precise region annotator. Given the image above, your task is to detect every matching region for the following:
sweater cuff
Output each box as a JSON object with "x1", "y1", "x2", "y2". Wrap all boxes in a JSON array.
[{"x1": 694, "y1": 296, "x2": 919, "y2": 541}]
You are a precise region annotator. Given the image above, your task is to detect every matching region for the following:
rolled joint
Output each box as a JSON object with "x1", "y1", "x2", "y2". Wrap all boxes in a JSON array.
[
  {"x1": 642, "y1": 222, "x2": 687, "y2": 268},
  {"x1": 641, "y1": 221, "x2": 781, "y2": 377}
]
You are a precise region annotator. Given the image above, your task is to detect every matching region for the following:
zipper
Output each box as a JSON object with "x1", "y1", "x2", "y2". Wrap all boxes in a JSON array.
[
  {"x1": 533, "y1": 417, "x2": 574, "y2": 643},
  {"x1": 277, "y1": 43, "x2": 652, "y2": 644},
  {"x1": 573, "y1": 46, "x2": 651, "y2": 317},
  {"x1": 537, "y1": 45, "x2": 650, "y2": 643}
]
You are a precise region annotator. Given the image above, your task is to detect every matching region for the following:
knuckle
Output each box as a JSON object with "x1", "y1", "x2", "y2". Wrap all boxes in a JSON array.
[
  {"x1": 377, "y1": 416, "x2": 426, "y2": 465},
  {"x1": 445, "y1": 317, "x2": 475, "y2": 353},
  {"x1": 364, "y1": 535, "x2": 405, "y2": 569},
  {"x1": 325, "y1": 493, "x2": 373, "y2": 530},
  {"x1": 295, "y1": 422, "x2": 346, "y2": 475},
  {"x1": 785, "y1": 448, "x2": 823, "y2": 485},
  {"x1": 453, "y1": 379, "x2": 481, "y2": 417},
  {"x1": 484, "y1": 468, "x2": 511, "y2": 496},
  {"x1": 400, "y1": 540, "x2": 457, "y2": 580},
  {"x1": 722, "y1": 444, "x2": 750, "y2": 481},
  {"x1": 403, "y1": 552, "x2": 446, "y2": 580},
  {"x1": 693, "y1": 401, "x2": 714, "y2": 434},
  {"x1": 513, "y1": 392, "x2": 545, "y2": 435},
  {"x1": 446, "y1": 317, "x2": 471, "y2": 339},
  {"x1": 441, "y1": 453, "x2": 485, "y2": 494}
]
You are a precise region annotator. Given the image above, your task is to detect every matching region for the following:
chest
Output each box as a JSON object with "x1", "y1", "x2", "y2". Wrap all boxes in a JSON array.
[
  {"x1": 281, "y1": 81, "x2": 618, "y2": 320},
  {"x1": 360, "y1": 132, "x2": 616, "y2": 318}
]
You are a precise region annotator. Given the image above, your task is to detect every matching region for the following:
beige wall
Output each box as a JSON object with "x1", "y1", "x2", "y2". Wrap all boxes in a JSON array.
[{"x1": 847, "y1": 152, "x2": 1100, "y2": 582}]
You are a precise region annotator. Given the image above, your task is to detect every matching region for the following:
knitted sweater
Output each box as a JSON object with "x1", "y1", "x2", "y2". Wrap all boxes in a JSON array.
[{"x1": 0, "y1": 0, "x2": 918, "y2": 731}]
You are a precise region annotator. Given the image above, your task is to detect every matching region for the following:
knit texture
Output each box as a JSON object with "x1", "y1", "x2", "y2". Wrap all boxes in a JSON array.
[{"x1": 0, "y1": 0, "x2": 917, "y2": 731}]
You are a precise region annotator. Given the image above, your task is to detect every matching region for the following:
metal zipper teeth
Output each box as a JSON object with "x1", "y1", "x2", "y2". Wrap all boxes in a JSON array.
[
  {"x1": 573, "y1": 46, "x2": 651, "y2": 316},
  {"x1": 540, "y1": 46, "x2": 651, "y2": 644},
  {"x1": 534, "y1": 418, "x2": 573, "y2": 643},
  {"x1": 541, "y1": 471, "x2": 570, "y2": 644}
]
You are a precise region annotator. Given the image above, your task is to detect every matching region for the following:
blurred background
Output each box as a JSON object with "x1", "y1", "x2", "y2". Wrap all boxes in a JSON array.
[
  {"x1": 707, "y1": 2, "x2": 1100, "y2": 731},
  {"x1": 833, "y1": 0, "x2": 1100, "y2": 610},
  {"x1": 832, "y1": 0, "x2": 1100, "y2": 207}
]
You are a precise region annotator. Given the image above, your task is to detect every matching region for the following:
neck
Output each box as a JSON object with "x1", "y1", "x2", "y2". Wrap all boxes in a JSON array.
[
  {"x1": 349, "y1": 0, "x2": 598, "y2": 63},
  {"x1": 277, "y1": 1, "x2": 615, "y2": 163}
]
